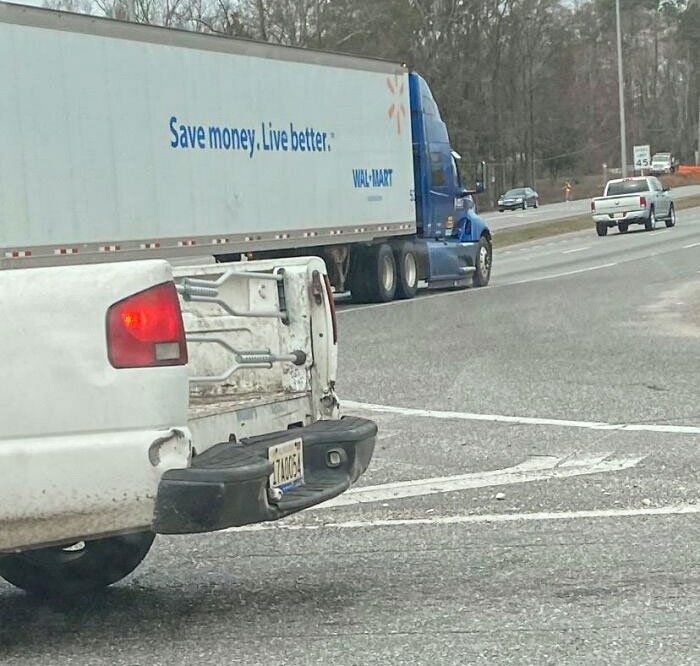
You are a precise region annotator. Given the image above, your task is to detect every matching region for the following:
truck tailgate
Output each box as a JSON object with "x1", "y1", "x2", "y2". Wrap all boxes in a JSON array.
[
  {"x1": 593, "y1": 194, "x2": 644, "y2": 215},
  {"x1": 175, "y1": 256, "x2": 338, "y2": 452}
]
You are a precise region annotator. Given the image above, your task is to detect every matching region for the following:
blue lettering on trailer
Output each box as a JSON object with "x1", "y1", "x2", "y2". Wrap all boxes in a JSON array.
[
  {"x1": 169, "y1": 117, "x2": 332, "y2": 159},
  {"x1": 352, "y1": 168, "x2": 394, "y2": 188}
]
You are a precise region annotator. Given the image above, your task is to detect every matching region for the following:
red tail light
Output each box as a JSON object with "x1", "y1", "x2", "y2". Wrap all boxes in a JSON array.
[
  {"x1": 107, "y1": 281, "x2": 187, "y2": 369},
  {"x1": 591, "y1": 200, "x2": 596, "y2": 211},
  {"x1": 640, "y1": 196, "x2": 647, "y2": 208},
  {"x1": 323, "y1": 274, "x2": 338, "y2": 344}
]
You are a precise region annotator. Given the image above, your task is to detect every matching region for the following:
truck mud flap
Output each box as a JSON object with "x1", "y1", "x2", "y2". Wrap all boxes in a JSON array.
[{"x1": 153, "y1": 416, "x2": 376, "y2": 534}]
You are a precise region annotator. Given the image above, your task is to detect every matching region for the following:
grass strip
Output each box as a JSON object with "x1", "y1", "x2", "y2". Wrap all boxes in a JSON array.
[{"x1": 493, "y1": 194, "x2": 700, "y2": 249}]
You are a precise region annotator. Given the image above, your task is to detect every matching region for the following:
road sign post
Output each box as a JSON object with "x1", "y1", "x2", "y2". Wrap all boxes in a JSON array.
[{"x1": 633, "y1": 145, "x2": 650, "y2": 175}]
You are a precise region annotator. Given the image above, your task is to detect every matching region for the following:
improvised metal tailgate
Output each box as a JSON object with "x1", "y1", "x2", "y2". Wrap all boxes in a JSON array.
[{"x1": 175, "y1": 256, "x2": 338, "y2": 452}]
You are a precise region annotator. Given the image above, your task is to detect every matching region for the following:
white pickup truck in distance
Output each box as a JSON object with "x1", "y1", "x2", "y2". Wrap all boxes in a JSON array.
[
  {"x1": 649, "y1": 152, "x2": 678, "y2": 175},
  {"x1": 0, "y1": 257, "x2": 376, "y2": 597},
  {"x1": 591, "y1": 176, "x2": 676, "y2": 236}
]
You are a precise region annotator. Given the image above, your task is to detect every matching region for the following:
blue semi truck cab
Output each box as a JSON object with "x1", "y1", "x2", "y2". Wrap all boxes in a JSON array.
[
  {"x1": 338, "y1": 73, "x2": 491, "y2": 303},
  {"x1": 407, "y1": 73, "x2": 491, "y2": 293}
]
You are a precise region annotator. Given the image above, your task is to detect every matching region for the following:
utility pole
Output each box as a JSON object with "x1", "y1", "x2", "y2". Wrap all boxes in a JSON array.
[{"x1": 615, "y1": 0, "x2": 627, "y2": 176}]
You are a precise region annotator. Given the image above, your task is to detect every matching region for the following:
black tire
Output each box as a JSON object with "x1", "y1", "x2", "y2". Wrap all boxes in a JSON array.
[
  {"x1": 596, "y1": 222, "x2": 608, "y2": 237},
  {"x1": 348, "y1": 243, "x2": 397, "y2": 303},
  {"x1": 0, "y1": 531, "x2": 155, "y2": 597},
  {"x1": 665, "y1": 204, "x2": 676, "y2": 228},
  {"x1": 394, "y1": 243, "x2": 418, "y2": 300},
  {"x1": 522, "y1": 202, "x2": 527, "y2": 211},
  {"x1": 618, "y1": 222, "x2": 629, "y2": 233},
  {"x1": 644, "y1": 207, "x2": 657, "y2": 231},
  {"x1": 498, "y1": 209, "x2": 504, "y2": 213},
  {"x1": 472, "y1": 235, "x2": 492, "y2": 287},
  {"x1": 534, "y1": 200, "x2": 539, "y2": 208}
]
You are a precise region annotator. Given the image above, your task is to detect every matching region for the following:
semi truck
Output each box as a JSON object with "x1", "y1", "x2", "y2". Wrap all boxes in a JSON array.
[{"x1": 0, "y1": 1, "x2": 492, "y2": 302}]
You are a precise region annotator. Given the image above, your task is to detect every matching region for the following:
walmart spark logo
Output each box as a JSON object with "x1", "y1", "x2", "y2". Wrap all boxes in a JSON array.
[{"x1": 386, "y1": 75, "x2": 406, "y2": 135}]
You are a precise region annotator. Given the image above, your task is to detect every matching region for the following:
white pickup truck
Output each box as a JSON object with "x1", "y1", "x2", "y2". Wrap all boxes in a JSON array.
[
  {"x1": 591, "y1": 176, "x2": 676, "y2": 236},
  {"x1": 0, "y1": 257, "x2": 376, "y2": 596}
]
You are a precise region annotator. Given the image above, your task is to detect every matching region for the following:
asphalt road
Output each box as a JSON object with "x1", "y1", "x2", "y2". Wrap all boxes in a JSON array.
[
  {"x1": 480, "y1": 183, "x2": 700, "y2": 231},
  {"x1": 3, "y1": 207, "x2": 700, "y2": 665}
]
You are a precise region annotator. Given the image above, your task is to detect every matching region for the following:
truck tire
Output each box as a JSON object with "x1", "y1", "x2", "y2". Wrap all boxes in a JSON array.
[
  {"x1": 665, "y1": 204, "x2": 676, "y2": 228},
  {"x1": 644, "y1": 207, "x2": 657, "y2": 231},
  {"x1": 472, "y1": 235, "x2": 492, "y2": 287},
  {"x1": 596, "y1": 222, "x2": 608, "y2": 237},
  {"x1": 394, "y1": 243, "x2": 418, "y2": 299},
  {"x1": 0, "y1": 531, "x2": 155, "y2": 597},
  {"x1": 348, "y1": 243, "x2": 397, "y2": 303},
  {"x1": 618, "y1": 222, "x2": 628, "y2": 233}
]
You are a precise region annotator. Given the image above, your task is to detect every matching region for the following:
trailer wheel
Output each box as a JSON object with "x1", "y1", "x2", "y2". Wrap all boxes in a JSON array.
[
  {"x1": 472, "y1": 235, "x2": 492, "y2": 288},
  {"x1": 0, "y1": 531, "x2": 155, "y2": 597},
  {"x1": 394, "y1": 243, "x2": 418, "y2": 299},
  {"x1": 349, "y1": 244, "x2": 397, "y2": 303}
]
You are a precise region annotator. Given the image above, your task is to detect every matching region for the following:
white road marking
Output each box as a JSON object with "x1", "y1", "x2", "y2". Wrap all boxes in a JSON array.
[
  {"x1": 338, "y1": 256, "x2": 612, "y2": 313},
  {"x1": 562, "y1": 246, "x2": 591, "y2": 254},
  {"x1": 683, "y1": 241, "x2": 700, "y2": 249},
  {"x1": 510, "y1": 262, "x2": 617, "y2": 285},
  {"x1": 343, "y1": 400, "x2": 700, "y2": 435},
  {"x1": 311, "y1": 452, "x2": 645, "y2": 508},
  {"x1": 228, "y1": 504, "x2": 700, "y2": 533}
]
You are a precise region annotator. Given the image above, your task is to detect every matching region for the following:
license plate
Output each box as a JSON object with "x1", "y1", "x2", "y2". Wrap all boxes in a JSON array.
[
  {"x1": 268, "y1": 438, "x2": 304, "y2": 490},
  {"x1": 614, "y1": 212, "x2": 624, "y2": 219}
]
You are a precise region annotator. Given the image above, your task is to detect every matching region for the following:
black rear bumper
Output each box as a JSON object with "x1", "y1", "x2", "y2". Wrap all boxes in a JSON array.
[{"x1": 153, "y1": 416, "x2": 376, "y2": 534}]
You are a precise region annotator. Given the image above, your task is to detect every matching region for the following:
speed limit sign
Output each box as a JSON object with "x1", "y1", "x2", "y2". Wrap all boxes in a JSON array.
[{"x1": 633, "y1": 145, "x2": 651, "y2": 171}]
